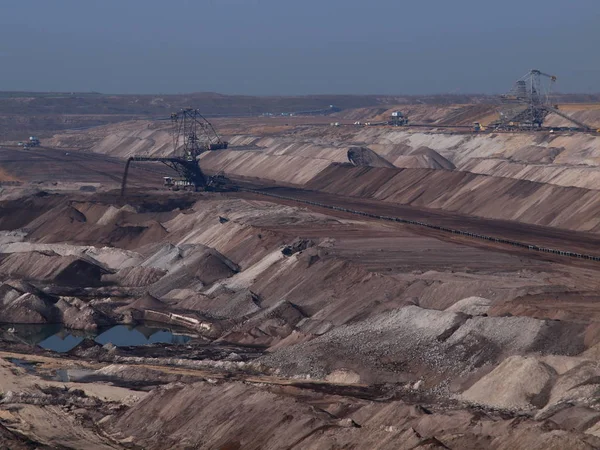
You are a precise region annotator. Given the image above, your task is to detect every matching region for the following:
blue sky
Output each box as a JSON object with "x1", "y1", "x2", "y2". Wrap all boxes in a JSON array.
[{"x1": 1, "y1": 0, "x2": 598, "y2": 94}]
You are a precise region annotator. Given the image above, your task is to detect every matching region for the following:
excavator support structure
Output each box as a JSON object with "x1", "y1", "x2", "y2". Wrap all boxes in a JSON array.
[{"x1": 120, "y1": 108, "x2": 233, "y2": 196}]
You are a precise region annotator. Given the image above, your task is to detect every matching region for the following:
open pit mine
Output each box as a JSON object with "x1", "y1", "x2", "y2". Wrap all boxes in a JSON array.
[{"x1": 2, "y1": 97, "x2": 600, "y2": 449}]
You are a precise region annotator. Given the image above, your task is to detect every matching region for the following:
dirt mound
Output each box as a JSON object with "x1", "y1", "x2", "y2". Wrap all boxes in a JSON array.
[
  {"x1": 105, "y1": 379, "x2": 600, "y2": 450},
  {"x1": 446, "y1": 296, "x2": 492, "y2": 316},
  {"x1": 147, "y1": 268, "x2": 200, "y2": 299},
  {"x1": 461, "y1": 356, "x2": 555, "y2": 410},
  {"x1": 105, "y1": 266, "x2": 166, "y2": 287},
  {"x1": 141, "y1": 245, "x2": 239, "y2": 298},
  {"x1": 461, "y1": 355, "x2": 600, "y2": 417},
  {"x1": 24, "y1": 204, "x2": 88, "y2": 241},
  {"x1": 347, "y1": 146, "x2": 395, "y2": 168},
  {"x1": 192, "y1": 250, "x2": 240, "y2": 285},
  {"x1": 165, "y1": 290, "x2": 213, "y2": 312},
  {"x1": 220, "y1": 300, "x2": 306, "y2": 346},
  {"x1": 56, "y1": 296, "x2": 115, "y2": 331},
  {"x1": 392, "y1": 155, "x2": 447, "y2": 170},
  {"x1": 107, "y1": 382, "x2": 337, "y2": 450},
  {"x1": 0, "y1": 242, "x2": 141, "y2": 272},
  {"x1": 446, "y1": 315, "x2": 585, "y2": 357},
  {"x1": 208, "y1": 289, "x2": 262, "y2": 318},
  {"x1": 101, "y1": 221, "x2": 169, "y2": 250},
  {"x1": 260, "y1": 305, "x2": 585, "y2": 383},
  {"x1": 0, "y1": 282, "x2": 60, "y2": 324},
  {"x1": 0, "y1": 251, "x2": 110, "y2": 286},
  {"x1": 141, "y1": 243, "x2": 183, "y2": 270},
  {"x1": 0, "y1": 280, "x2": 109, "y2": 330},
  {"x1": 407, "y1": 147, "x2": 456, "y2": 170},
  {"x1": 0, "y1": 194, "x2": 65, "y2": 231},
  {"x1": 536, "y1": 361, "x2": 600, "y2": 420},
  {"x1": 259, "y1": 305, "x2": 468, "y2": 382},
  {"x1": 127, "y1": 293, "x2": 168, "y2": 311},
  {"x1": 165, "y1": 288, "x2": 262, "y2": 319}
]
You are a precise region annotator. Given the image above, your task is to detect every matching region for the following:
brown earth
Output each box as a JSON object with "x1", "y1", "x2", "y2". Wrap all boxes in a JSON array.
[{"x1": 2, "y1": 111, "x2": 600, "y2": 448}]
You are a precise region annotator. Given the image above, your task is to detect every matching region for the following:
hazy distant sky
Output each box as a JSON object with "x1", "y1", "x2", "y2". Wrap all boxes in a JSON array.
[{"x1": 1, "y1": 0, "x2": 599, "y2": 95}]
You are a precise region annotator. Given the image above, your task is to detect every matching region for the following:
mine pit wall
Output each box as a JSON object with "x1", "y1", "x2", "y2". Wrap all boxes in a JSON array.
[
  {"x1": 201, "y1": 144, "x2": 600, "y2": 235},
  {"x1": 351, "y1": 130, "x2": 600, "y2": 190},
  {"x1": 75, "y1": 121, "x2": 600, "y2": 233},
  {"x1": 202, "y1": 130, "x2": 600, "y2": 189},
  {"x1": 273, "y1": 129, "x2": 600, "y2": 190},
  {"x1": 84, "y1": 119, "x2": 600, "y2": 190},
  {"x1": 200, "y1": 150, "x2": 336, "y2": 186},
  {"x1": 305, "y1": 164, "x2": 600, "y2": 234}
]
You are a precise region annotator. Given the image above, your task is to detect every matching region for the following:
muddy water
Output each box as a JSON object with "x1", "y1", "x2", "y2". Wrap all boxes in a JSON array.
[{"x1": 0, "y1": 323, "x2": 193, "y2": 353}]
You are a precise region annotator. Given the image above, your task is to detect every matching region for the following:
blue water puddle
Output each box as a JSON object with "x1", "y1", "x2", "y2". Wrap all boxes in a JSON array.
[
  {"x1": 1, "y1": 323, "x2": 194, "y2": 353},
  {"x1": 39, "y1": 333, "x2": 85, "y2": 353},
  {"x1": 94, "y1": 325, "x2": 192, "y2": 347}
]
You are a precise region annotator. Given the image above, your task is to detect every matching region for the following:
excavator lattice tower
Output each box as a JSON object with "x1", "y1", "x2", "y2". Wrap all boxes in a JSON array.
[{"x1": 495, "y1": 70, "x2": 592, "y2": 131}]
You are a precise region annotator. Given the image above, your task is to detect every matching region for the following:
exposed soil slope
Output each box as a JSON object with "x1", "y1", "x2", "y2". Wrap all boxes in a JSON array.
[{"x1": 306, "y1": 164, "x2": 600, "y2": 233}]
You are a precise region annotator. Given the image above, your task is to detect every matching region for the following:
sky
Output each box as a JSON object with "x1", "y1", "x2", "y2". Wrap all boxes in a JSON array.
[{"x1": 0, "y1": 0, "x2": 599, "y2": 95}]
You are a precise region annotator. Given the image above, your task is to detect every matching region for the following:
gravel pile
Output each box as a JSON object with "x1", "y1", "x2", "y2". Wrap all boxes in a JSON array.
[
  {"x1": 446, "y1": 315, "x2": 585, "y2": 358},
  {"x1": 260, "y1": 305, "x2": 587, "y2": 384},
  {"x1": 258, "y1": 305, "x2": 468, "y2": 380}
]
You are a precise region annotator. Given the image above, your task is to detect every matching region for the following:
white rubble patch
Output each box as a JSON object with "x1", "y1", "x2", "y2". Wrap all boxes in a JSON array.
[
  {"x1": 325, "y1": 369, "x2": 361, "y2": 384},
  {"x1": 83, "y1": 247, "x2": 142, "y2": 270},
  {"x1": 0, "y1": 230, "x2": 27, "y2": 245},
  {"x1": 259, "y1": 305, "x2": 468, "y2": 379},
  {"x1": 96, "y1": 205, "x2": 122, "y2": 226},
  {"x1": 444, "y1": 315, "x2": 546, "y2": 354},
  {"x1": 205, "y1": 249, "x2": 288, "y2": 294},
  {"x1": 446, "y1": 296, "x2": 492, "y2": 316}
]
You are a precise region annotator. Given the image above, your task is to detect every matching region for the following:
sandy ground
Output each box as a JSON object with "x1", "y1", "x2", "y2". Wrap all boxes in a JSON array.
[{"x1": 2, "y1": 111, "x2": 600, "y2": 448}]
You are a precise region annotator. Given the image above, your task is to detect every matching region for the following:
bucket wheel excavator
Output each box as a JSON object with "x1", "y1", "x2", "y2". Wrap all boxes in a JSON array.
[
  {"x1": 120, "y1": 108, "x2": 232, "y2": 195},
  {"x1": 494, "y1": 70, "x2": 593, "y2": 131}
]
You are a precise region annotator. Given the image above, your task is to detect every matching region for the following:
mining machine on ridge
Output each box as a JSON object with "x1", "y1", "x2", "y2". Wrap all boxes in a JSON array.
[
  {"x1": 494, "y1": 70, "x2": 593, "y2": 131},
  {"x1": 120, "y1": 108, "x2": 232, "y2": 195}
]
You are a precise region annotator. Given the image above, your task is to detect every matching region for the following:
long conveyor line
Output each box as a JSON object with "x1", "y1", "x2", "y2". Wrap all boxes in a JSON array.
[{"x1": 239, "y1": 187, "x2": 600, "y2": 262}]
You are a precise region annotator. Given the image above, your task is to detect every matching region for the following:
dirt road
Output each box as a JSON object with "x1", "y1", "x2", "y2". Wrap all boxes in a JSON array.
[{"x1": 233, "y1": 183, "x2": 600, "y2": 264}]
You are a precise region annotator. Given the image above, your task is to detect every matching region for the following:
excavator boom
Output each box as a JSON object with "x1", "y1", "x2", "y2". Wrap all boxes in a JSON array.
[{"x1": 543, "y1": 105, "x2": 593, "y2": 131}]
